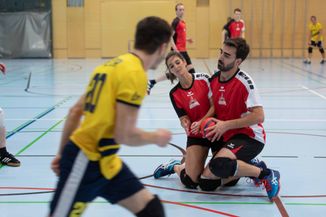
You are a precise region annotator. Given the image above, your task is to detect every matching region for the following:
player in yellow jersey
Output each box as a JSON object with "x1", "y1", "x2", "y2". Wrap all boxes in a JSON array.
[
  {"x1": 49, "y1": 16, "x2": 172, "y2": 217},
  {"x1": 304, "y1": 16, "x2": 325, "y2": 64}
]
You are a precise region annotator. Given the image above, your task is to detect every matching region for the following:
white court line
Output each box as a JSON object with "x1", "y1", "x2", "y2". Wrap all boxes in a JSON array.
[{"x1": 301, "y1": 85, "x2": 326, "y2": 100}]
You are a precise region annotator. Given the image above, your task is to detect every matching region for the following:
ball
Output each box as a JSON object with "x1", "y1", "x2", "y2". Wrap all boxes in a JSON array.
[
  {"x1": 0, "y1": 63, "x2": 6, "y2": 75},
  {"x1": 200, "y1": 117, "x2": 216, "y2": 138}
]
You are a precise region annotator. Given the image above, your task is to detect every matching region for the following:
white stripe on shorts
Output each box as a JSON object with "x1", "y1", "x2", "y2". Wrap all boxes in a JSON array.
[{"x1": 52, "y1": 150, "x2": 89, "y2": 217}]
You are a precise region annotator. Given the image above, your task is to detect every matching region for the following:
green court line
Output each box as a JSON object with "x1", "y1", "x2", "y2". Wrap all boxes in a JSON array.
[
  {"x1": 15, "y1": 119, "x2": 65, "y2": 156},
  {"x1": 0, "y1": 201, "x2": 325, "y2": 206},
  {"x1": 0, "y1": 118, "x2": 65, "y2": 169}
]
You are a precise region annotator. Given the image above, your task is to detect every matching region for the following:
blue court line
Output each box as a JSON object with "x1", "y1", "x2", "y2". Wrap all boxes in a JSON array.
[{"x1": 5, "y1": 96, "x2": 71, "y2": 140}]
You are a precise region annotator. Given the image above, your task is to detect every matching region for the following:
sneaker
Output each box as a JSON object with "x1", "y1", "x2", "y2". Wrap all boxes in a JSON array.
[
  {"x1": 321, "y1": 59, "x2": 325, "y2": 64},
  {"x1": 303, "y1": 59, "x2": 311, "y2": 64},
  {"x1": 249, "y1": 158, "x2": 267, "y2": 186},
  {"x1": 153, "y1": 159, "x2": 181, "y2": 179},
  {"x1": 262, "y1": 169, "x2": 280, "y2": 201},
  {"x1": 147, "y1": 80, "x2": 156, "y2": 95},
  {"x1": 0, "y1": 152, "x2": 21, "y2": 167}
]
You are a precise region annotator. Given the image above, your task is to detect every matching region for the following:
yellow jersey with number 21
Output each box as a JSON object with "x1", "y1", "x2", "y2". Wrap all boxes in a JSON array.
[{"x1": 70, "y1": 53, "x2": 147, "y2": 179}]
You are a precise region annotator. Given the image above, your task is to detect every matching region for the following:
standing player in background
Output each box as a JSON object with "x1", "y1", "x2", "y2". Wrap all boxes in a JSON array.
[
  {"x1": 147, "y1": 3, "x2": 195, "y2": 95},
  {"x1": 221, "y1": 8, "x2": 245, "y2": 46},
  {"x1": 304, "y1": 16, "x2": 325, "y2": 64},
  {"x1": 203, "y1": 38, "x2": 280, "y2": 201},
  {"x1": 0, "y1": 63, "x2": 21, "y2": 167},
  {"x1": 49, "y1": 16, "x2": 172, "y2": 217}
]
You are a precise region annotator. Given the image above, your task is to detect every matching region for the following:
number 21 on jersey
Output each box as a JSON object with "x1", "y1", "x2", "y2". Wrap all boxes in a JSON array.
[{"x1": 84, "y1": 73, "x2": 106, "y2": 113}]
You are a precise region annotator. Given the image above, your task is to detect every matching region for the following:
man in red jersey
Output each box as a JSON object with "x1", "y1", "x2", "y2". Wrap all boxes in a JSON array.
[
  {"x1": 221, "y1": 8, "x2": 245, "y2": 45},
  {"x1": 202, "y1": 38, "x2": 280, "y2": 201},
  {"x1": 147, "y1": 3, "x2": 195, "y2": 94}
]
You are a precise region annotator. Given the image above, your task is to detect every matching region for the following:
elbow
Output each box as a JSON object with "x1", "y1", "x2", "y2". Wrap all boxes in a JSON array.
[{"x1": 115, "y1": 131, "x2": 127, "y2": 144}]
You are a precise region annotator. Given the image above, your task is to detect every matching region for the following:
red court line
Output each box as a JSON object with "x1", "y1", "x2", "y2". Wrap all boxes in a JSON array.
[
  {"x1": 273, "y1": 196, "x2": 289, "y2": 217},
  {"x1": 0, "y1": 187, "x2": 54, "y2": 191},
  {"x1": 162, "y1": 200, "x2": 239, "y2": 217}
]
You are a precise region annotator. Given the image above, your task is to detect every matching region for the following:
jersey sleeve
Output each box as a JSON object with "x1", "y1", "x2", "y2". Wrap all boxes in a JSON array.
[
  {"x1": 194, "y1": 72, "x2": 212, "y2": 98},
  {"x1": 169, "y1": 89, "x2": 187, "y2": 118},
  {"x1": 116, "y1": 70, "x2": 146, "y2": 107},
  {"x1": 245, "y1": 80, "x2": 262, "y2": 109},
  {"x1": 171, "y1": 18, "x2": 179, "y2": 31}
]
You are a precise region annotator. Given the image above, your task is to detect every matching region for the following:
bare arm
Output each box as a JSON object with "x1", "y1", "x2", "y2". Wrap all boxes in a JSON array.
[
  {"x1": 57, "y1": 95, "x2": 85, "y2": 155},
  {"x1": 308, "y1": 29, "x2": 312, "y2": 45},
  {"x1": 241, "y1": 20, "x2": 245, "y2": 38},
  {"x1": 170, "y1": 31, "x2": 178, "y2": 51},
  {"x1": 51, "y1": 95, "x2": 85, "y2": 175},
  {"x1": 206, "y1": 106, "x2": 264, "y2": 141},
  {"x1": 114, "y1": 102, "x2": 171, "y2": 147}
]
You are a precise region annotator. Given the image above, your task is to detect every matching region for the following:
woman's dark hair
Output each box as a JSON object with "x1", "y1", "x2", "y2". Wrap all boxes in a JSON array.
[{"x1": 134, "y1": 16, "x2": 172, "y2": 54}]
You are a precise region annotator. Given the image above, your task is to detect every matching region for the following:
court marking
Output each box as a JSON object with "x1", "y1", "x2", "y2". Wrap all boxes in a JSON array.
[{"x1": 301, "y1": 85, "x2": 326, "y2": 100}]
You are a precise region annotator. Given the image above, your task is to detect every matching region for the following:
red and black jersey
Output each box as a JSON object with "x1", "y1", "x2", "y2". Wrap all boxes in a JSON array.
[
  {"x1": 170, "y1": 73, "x2": 211, "y2": 138},
  {"x1": 210, "y1": 69, "x2": 266, "y2": 144},
  {"x1": 223, "y1": 20, "x2": 245, "y2": 39},
  {"x1": 171, "y1": 17, "x2": 187, "y2": 51}
]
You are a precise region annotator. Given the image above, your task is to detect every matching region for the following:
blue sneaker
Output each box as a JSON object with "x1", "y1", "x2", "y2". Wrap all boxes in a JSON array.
[
  {"x1": 250, "y1": 158, "x2": 267, "y2": 186},
  {"x1": 153, "y1": 159, "x2": 181, "y2": 179},
  {"x1": 262, "y1": 169, "x2": 281, "y2": 201}
]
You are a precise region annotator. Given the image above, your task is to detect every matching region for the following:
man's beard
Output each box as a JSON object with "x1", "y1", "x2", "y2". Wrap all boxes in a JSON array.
[{"x1": 217, "y1": 60, "x2": 235, "y2": 72}]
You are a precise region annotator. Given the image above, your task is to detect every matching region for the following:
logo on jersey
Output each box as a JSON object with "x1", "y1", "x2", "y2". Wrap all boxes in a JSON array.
[
  {"x1": 187, "y1": 91, "x2": 200, "y2": 109},
  {"x1": 218, "y1": 86, "x2": 227, "y2": 105}
]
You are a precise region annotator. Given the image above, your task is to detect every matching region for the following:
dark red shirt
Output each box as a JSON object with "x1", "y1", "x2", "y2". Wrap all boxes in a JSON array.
[
  {"x1": 172, "y1": 17, "x2": 187, "y2": 51},
  {"x1": 170, "y1": 73, "x2": 211, "y2": 138},
  {"x1": 224, "y1": 20, "x2": 245, "y2": 39},
  {"x1": 210, "y1": 70, "x2": 265, "y2": 143}
]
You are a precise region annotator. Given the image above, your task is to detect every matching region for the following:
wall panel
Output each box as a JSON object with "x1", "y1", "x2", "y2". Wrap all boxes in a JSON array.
[
  {"x1": 67, "y1": 8, "x2": 85, "y2": 58},
  {"x1": 52, "y1": 0, "x2": 67, "y2": 57},
  {"x1": 101, "y1": 0, "x2": 174, "y2": 57},
  {"x1": 51, "y1": 0, "x2": 326, "y2": 58}
]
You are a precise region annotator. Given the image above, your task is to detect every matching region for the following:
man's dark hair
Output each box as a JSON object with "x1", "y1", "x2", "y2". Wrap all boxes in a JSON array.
[
  {"x1": 224, "y1": 38, "x2": 250, "y2": 61},
  {"x1": 134, "y1": 16, "x2": 172, "y2": 54},
  {"x1": 234, "y1": 8, "x2": 241, "y2": 13},
  {"x1": 175, "y1": 3, "x2": 183, "y2": 11}
]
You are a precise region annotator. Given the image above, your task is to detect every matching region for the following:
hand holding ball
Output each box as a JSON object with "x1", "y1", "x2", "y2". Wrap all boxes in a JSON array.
[{"x1": 200, "y1": 117, "x2": 216, "y2": 139}]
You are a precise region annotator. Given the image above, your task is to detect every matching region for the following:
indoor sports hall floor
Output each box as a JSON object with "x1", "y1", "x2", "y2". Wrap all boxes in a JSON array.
[{"x1": 0, "y1": 57, "x2": 325, "y2": 217}]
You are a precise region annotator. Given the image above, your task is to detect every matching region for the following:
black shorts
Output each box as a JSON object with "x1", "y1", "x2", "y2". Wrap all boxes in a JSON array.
[
  {"x1": 50, "y1": 141, "x2": 144, "y2": 216},
  {"x1": 213, "y1": 134, "x2": 264, "y2": 163},
  {"x1": 310, "y1": 40, "x2": 323, "y2": 48},
  {"x1": 187, "y1": 137, "x2": 223, "y2": 153},
  {"x1": 180, "y1": 51, "x2": 192, "y2": 66}
]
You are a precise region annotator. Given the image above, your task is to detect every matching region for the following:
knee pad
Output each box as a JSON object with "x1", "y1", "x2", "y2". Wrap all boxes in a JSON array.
[
  {"x1": 223, "y1": 178, "x2": 240, "y2": 187},
  {"x1": 308, "y1": 47, "x2": 313, "y2": 53},
  {"x1": 319, "y1": 48, "x2": 325, "y2": 54},
  {"x1": 198, "y1": 177, "x2": 221, "y2": 191},
  {"x1": 180, "y1": 169, "x2": 198, "y2": 189},
  {"x1": 209, "y1": 157, "x2": 238, "y2": 178},
  {"x1": 136, "y1": 195, "x2": 165, "y2": 217},
  {"x1": 0, "y1": 108, "x2": 4, "y2": 128}
]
